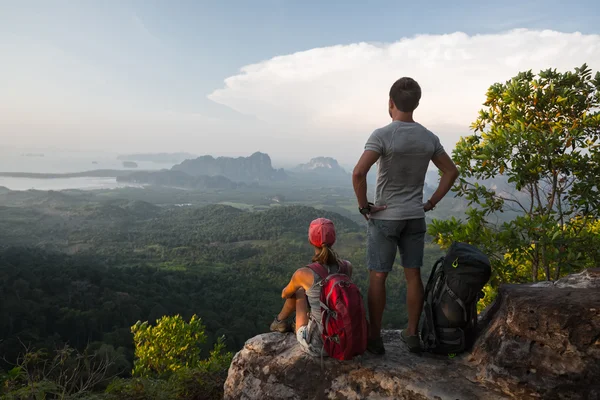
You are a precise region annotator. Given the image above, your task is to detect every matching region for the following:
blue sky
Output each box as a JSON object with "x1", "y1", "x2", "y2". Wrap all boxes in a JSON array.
[{"x1": 1, "y1": 0, "x2": 599, "y2": 164}]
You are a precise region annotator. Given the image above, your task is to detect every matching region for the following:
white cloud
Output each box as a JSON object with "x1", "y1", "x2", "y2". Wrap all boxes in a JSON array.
[
  {"x1": 3, "y1": 29, "x2": 600, "y2": 166},
  {"x1": 208, "y1": 29, "x2": 600, "y2": 156}
]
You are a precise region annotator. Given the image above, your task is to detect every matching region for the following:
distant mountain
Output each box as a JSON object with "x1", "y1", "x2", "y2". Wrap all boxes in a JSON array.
[
  {"x1": 117, "y1": 170, "x2": 240, "y2": 190},
  {"x1": 293, "y1": 157, "x2": 348, "y2": 176},
  {"x1": 172, "y1": 152, "x2": 286, "y2": 182},
  {"x1": 117, "y1": 152, "x2": 196, "y2": 164}
]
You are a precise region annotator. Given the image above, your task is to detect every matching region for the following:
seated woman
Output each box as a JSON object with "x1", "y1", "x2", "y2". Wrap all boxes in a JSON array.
[{"x1": 270, "y1": 218, "x2": 353, "y2": 356}]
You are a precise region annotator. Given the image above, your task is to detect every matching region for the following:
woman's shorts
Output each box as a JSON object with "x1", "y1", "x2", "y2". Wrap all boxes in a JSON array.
[{"x1": 296, "y1": 319, "x2": 325, "y2": 357}]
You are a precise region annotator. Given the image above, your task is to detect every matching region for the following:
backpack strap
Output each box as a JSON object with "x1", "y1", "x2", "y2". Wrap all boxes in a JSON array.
[
  {"x1": 306, "y1": 262, "x2": 329, "y2": 280},
  {"x1": 338, "y1": 260, "x2": 350, "y2": 275},
  {"x1": 443, "y1": 282, "x2": 468, "y2": 322},
  {"x1": 424, "y1": 257, "x2": 444, "y2": 295},
  {"x1": 420, "y1": 257, "x2": 444, "y2": 351}
]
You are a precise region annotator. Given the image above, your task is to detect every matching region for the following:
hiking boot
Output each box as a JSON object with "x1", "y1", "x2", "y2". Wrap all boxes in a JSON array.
[
  {"x1": 270, "y1": 317, "x2": 295, "y2": 333},
  {"x1": 400, "y1": 329, "x2": 421, "y2": 353},
  {"x1": 367, "y1": 337, "x2": 385, "y2": 355}
]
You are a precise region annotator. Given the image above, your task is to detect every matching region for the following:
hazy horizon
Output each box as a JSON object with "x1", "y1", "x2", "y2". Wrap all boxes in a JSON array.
[
  {"x1": 0, "y1": 145, "x2": 352, "y2": 170},
  {"x1": 1, "y1": 1, "x2": 599, "y2": 167}
]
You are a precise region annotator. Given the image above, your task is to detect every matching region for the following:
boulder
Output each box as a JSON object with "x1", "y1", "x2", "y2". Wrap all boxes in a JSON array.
[
  {"x1": 224, "y1": 269, "x2": 600, "y2": 399},
  {"x1": 471, "y1": 268, "x2": 600, "y2": 399}
]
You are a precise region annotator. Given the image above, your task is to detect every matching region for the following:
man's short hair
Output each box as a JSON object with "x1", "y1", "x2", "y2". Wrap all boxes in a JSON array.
[{"x1": 389, "y1": 77, "x2": 421, "y2": 112}]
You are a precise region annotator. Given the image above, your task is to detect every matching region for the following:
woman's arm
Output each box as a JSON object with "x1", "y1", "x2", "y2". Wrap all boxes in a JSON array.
[{"x1": 281, "y1": 268, "x2": 313, "y2": 299}]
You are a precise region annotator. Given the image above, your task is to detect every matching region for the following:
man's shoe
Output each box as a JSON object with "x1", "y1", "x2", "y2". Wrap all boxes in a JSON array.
[
  {"x1": 270, "y1": 317, "x2": 294, "y2": 333},
  {"x1": 367, "y1": 337, "x2": 385, "y2": 355},
  {"x1": 400, "y1": 329, "x2": 421, "y2": 353}
]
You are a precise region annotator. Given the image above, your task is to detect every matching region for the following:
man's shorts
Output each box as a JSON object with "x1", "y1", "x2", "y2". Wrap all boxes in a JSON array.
[
  {"x1": 296, "y1": 319, "x2": 325, "y2": 357},
  {"x1": 367, "y1": 218, "x2": 426, "y2": 272}
]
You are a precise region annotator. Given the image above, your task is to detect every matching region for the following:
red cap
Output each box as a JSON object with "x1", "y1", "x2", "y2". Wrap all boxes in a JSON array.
[{"x1": 309, "y1": 218, "x2": 336, "y2": 248}]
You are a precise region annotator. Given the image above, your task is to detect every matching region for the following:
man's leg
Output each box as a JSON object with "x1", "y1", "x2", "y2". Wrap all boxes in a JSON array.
[
  {"x1": 366, "y1": 220, "x2": 397, "y2": 353},
  {"x1": 368, "y1": 270, "x2": 388, "y2": 338},
  {"x1": 398, "y1": 218, "x2": 426, "y2": 348},
  {"x1": 403, "y1": 268, "x2": 424, "y2": 335}
]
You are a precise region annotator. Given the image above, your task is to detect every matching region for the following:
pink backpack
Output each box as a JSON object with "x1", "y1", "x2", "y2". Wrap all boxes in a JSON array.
[{"x1": 307, "y1": 261, "x2": 368, "y2": 360}]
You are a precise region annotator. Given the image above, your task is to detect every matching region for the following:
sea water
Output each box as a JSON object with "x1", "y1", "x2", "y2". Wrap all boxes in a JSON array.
[{"x1": 0, "y1": 150, "x2": 173, "y2": 191}]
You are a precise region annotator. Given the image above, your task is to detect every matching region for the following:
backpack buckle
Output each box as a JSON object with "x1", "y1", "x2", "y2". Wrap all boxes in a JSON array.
[{"x1": 326, "y1": 335, "x2": 340, "y2": 344}]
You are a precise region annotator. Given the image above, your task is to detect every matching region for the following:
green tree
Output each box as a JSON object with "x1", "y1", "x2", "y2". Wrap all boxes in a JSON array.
[
  {"x1": 103, "y1": 315, "x2": 232, "y2": 400},
  {"x1": 131, "y1": 315, "x2": 231, "y2": 379},
  {"x1": 430, "y1": 64, "x2": 600, "y2": 305}
]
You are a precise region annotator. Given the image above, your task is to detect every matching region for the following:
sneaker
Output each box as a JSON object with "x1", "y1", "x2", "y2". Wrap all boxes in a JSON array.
[
  {"x1": 367, "y1": 337, "x2": 386, "y2": 355},
  {"x1": 400, "y1": 329, "x2": 421, "y2": 353},
  {"x1": 270, "y1": 317, "x2": 295, "y2": 333}
]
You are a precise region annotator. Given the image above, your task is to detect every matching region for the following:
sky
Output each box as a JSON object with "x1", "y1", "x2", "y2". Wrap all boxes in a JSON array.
[{"x1": 1, "y1": 0, "x2": 599, "y2": 167}]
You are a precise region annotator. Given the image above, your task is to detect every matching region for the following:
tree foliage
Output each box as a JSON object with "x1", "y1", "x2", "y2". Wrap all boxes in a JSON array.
[
  {"x1": 99, "y1": 315, "x2": 233, "y2": 400},
  {"x1": 131, "y1": 315, "x2": 231, "y2": 379},
  {"x1": 0, "y1": 185, "x2": 443, "y2": 397},
  {"x1": 431, "y1": 64, "x2": 600, "y2": 303}
]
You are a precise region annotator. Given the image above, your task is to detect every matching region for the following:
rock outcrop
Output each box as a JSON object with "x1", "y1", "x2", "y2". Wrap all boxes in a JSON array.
[
  {"x1": 471, "y1": 268, "x2": 600, "y2": 399},
  {"x1": 172, "y1": 152, "x2": 287, "y2": 182},
  {"x1": 294, "y1": 157, "x2": 348, "y2": 176},
  {"x1": 224, "y1": 269, "x2": 600, "y2": 399}
]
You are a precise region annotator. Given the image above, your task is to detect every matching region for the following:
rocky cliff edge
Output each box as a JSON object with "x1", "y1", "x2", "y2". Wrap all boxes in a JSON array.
[{"x1": 224, "y1": 269, "x2": 600, "y2": 400}]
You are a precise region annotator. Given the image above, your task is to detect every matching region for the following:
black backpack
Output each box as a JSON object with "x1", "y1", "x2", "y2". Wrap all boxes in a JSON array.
[{"x1": 420, "y1": 242, "x2": 491, "y2": 355}]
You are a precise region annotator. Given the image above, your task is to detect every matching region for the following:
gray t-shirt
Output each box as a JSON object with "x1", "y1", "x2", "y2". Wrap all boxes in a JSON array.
[{"x1": 364, "y1": 121, "x2": 445, "y2": 220}]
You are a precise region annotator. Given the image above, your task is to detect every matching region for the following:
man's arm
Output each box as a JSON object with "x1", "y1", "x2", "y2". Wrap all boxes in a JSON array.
[
  {"x1": 426, "y1": 152, "x2": 459, "y2": 211},
  {"x1": 352, "y1": 150, "x2": 380, "y2": 209},
  {"x1": 352, "y1": 151, "x2": 387, "y2": 219},
  {"x1": 281, "y1": 268, "x2": 312, "y2": 299}
]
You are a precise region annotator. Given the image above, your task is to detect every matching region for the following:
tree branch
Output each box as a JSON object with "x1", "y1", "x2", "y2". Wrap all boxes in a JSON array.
[{"x1": 547, "y1": 171, "x2": 558, "y2": 213}]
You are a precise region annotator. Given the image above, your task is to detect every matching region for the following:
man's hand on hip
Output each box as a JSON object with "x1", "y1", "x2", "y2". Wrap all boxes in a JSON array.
[
  {"x1": 363, "y1": 204, "x2": 387, "y2": 220},
  {"x1": 423, "y1": 200, "x2": 435, "y2": 212}
]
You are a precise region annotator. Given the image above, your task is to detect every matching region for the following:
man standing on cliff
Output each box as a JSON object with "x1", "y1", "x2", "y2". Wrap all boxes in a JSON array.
[{"x1": 352, "y1": 77, "x2": 459, "y2": 354}]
